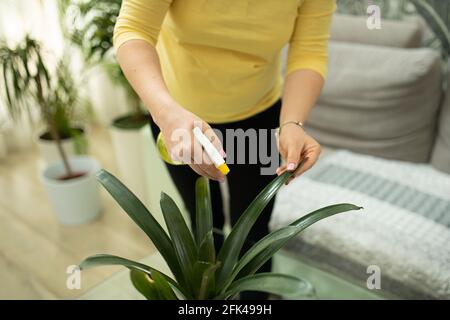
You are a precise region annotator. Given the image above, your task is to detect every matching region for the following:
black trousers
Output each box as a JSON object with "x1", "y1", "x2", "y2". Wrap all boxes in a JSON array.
[{"x1": 150, "y1": 100, "x2": 281, "y2": 299}]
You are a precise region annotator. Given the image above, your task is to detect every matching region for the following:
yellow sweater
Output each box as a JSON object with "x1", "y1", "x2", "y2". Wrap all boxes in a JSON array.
[{"x1": 114, "y1": 0, "x2": 336, "y2": 123}]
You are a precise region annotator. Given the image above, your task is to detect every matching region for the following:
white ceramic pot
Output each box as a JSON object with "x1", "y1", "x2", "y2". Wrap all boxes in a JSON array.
[
  {"x1": 37, "y1": 129, "x2": 87, "y2": 165},
  {"x1": 87, "y1": 65, "x2": 130, "y2": 126},
  {"x1": 40, "y1": 156, "x2": 101, "y2": 226},
  {"x1": 109, "y1": 123, "x2": 149, "y2": 205}
]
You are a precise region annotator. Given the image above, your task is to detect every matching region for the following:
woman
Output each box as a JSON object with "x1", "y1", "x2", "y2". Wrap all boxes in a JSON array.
[{"x1": 114, "y1": 0, "x2": 335, "y2": 299}]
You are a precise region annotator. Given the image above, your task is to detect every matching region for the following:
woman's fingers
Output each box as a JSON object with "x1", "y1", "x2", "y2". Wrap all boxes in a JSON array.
[
  {"x1": 297, "y1": 146, "x2": 320, "y2": 176},
  {"x1": 276, "y1": 165, "x2": 287, "y2": 176},
  {"x1": 286, "y1": 141, "x2": 303, "y2": 172},
  {"x1": 276, "y1": 133, "x2": 321, "y2": 184},
  {"x1": 285, "y1": 144, "x2": 320, "y2": 185},
  {"x1": 190, "y1": 138, "x2": 224, "y2": 182},
  {"x1": 189, "y1": 163, "x2": 221, "y2": 182},
  {"x1": 198, "y1": 154, "x2": 225, "y2": 181}
]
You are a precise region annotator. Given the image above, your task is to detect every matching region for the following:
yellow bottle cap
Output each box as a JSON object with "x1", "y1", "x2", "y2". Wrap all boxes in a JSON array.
[{"x1": 218, "y1": 163, "x2": 230, "y2": 176}]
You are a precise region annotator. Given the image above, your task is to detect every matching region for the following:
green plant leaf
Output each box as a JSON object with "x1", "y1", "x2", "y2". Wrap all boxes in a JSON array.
[
  {"x1": 195, "y1": 177, "x2": 215, "y2": 263},
  {"x1": 130, "y1": 269, "x2": 178, "y2": 300},
  {"x1": 236, "y1": 204, "x2": 362, "y2": 279},
  {"x1": 215, "y1": 169, "x2": 295, "y2": 289},
  {"x1": 221, "y1": 226, "x2": 299, "y2": 291},
  {"x1": 195, "y1": 176, "x2": 213, "y2": 242},
  {"x1": 152, "y1": 270, "x2": 178, "y2": 300},
  {"x1": 79, "y1": 253, "x2": 186, "y2": 298},
  {"x1": 130, "y1": 269, "x2": 161, "y2": 300},
  {"x1": 95, "y1": 170, "x2": 186, "y2": 292},
  {"x1": 198, "y1": 230, "x2": 215, "y2": 263},
  {"x1": 216, "y1": 273, "x2": 313, "y2": 300},
  {"x1": 198, "y1": 262, "x2": 221, "y2": 300},
  {"x1": 160, "y1": 192, "x2": 198, "y2": 294},
  {"x1": 192, "y1": 261, "x2": 219, "y2": 299}
]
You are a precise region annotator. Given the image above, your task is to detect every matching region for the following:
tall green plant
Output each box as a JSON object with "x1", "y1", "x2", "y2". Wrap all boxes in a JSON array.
[
  {"x1": 61, "y1": 0, "x2": 144, "y2": 125},
  {"x1": 0, "y1": 36, "x2": 83, "y2": 176},
  {"x1": 80, "y1": 169, "x2": 362, "y2": 299}
]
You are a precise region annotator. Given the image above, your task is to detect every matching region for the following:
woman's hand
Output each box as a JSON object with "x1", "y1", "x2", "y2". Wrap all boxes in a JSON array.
[
  {"x1": 276, "y1": 123, "x2": 321, "y2": 184},
  {"x1": 156, "y1": 105, "x2": 226, "y2": 182}
]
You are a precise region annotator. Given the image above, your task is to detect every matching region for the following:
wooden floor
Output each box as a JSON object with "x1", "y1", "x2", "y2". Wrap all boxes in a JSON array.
[{"x1": 0, "y1": 127, "x2": 155, "y2": 299}]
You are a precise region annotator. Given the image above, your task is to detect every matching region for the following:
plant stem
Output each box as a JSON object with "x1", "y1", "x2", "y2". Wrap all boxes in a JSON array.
[
  {"x1": 47, "y1": 114, "x2": 73, "y2": 177},
  {"x1": 35, "y1": 74, "x2": 73, "y2": 177}
]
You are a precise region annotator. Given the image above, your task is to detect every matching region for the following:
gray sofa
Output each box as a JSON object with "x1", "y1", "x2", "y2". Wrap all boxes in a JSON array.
[{"x1": 271, "y1": 14, "x2": 450, "y2": 299}]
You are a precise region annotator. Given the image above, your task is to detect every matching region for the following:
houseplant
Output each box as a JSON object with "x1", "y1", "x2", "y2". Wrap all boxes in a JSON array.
[
  {"x1": 80, "y1": 169, "x2": 361, "y2": 299},
  {"x1": 0, "y1": 35, "x2": 101, "y2": 225},
  {"x1": 60, "y1": 0, "x2": 151, "y2": 202},
  {"x1": 0, "y1": 36, "x2": 88, "y2": 164}
]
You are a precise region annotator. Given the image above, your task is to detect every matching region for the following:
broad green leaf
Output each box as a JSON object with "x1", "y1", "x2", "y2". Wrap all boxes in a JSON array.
[
  {"x1": 79, "y1": 253, "x2": 187, "y2": 298},
  {"x1": 130, "y1": 269, "x2": 179, "y2": 300},
  {"x1": 198, "y1": 230, "x2": 215, "y2": 263},
  {"x1": 130, "y1": 269, "x2": 160, "y2": 300},
  {"x1": 195, "y1": 177, "x2": 215, "y2": 263},
  {"x1": 215, "y1": 170, "x2": 295, "y2": 289},
  {"x1": 237, "y1": 204, "x2": 362, "y2": 279},
  {"x1": 153, "y1": 271, "x2": 178, "y2": 300},
  {"x1": 95, "y1": 170, "x2": 185, "y2": 291},
  {"x1": 216, "y1": 273, "x2": 313, "y2": 300},
  {"x1": 160, "y1": 192, "x2": 198, "y2": 294},
  {"x1": 221, "y1": 226, "x2": 299, "y2": 292},
  {"x1": 192, "y1": 261, "x2": 220, "y2": 300}
]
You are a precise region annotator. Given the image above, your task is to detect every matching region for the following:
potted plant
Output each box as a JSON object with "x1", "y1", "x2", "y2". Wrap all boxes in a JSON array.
[
  {"x1": 0, "y1": 37, "x2": 89, "y2": 164},
  {"x1": 80, "y1": 169, "x2": 361, "y2": 299},
  {"x1": 0, "y1": 35, "x2": 101, "y2": 225},
  {"x1": 61, "y1": 0, "x2": 151, "y2": 202}
]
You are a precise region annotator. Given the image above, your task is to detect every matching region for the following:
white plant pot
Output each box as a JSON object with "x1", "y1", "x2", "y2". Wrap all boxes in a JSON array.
[
  {"x1": 40, "y1": 156, "x2": 101, "y2": 226},
  {"x1": 87, "y1": 65, "x2": 130, "y2": 126},
  {"x1": 37, "y1": 129, "x2": 87, "y2": 165},
  {"x1": 110, "y1": 122, "x2": 149, "y2": 205}
]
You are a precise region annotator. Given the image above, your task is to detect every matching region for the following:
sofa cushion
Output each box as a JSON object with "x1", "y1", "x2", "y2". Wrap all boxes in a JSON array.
[
  {"x1": 270, "y1": 150, "x2": 450, "y2": 299},
  {"x1": 331, "y1": 14, "x2": 424, "y2": 48},
  {"x1": 431, "y1": 75, "x2": 450, "y2": 174},
  {"x1": 305, "y1": 42, "x2": 442, "y2": 163}
]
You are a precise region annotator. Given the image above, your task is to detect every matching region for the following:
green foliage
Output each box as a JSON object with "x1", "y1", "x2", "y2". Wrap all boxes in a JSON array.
[
  {"x1": 80, "y1": 169, "x2": 362, "y2": 300},
  {"x1": 61, "y1": 0, "x2": 143, "y2": 117},
  {"x1": 62, "y1": 0, "x2": 121, "y2": 64},
  {"x1": 0, "y1": 35, "x2": 86, "y2": 138}
]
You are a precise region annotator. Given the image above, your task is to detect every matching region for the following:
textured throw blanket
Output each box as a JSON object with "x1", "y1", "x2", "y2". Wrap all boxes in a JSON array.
[{"x1": 270, "y1": 151, "x2": 450, "y2": 299}]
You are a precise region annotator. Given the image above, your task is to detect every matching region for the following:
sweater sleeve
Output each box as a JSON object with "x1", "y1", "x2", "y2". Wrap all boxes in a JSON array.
[
  {"x1": 286, "y1": 0, "x2": 336, "y2": 79},
  {"x1": 113, "y1": 0, "x2": 173, "y2": 50}
]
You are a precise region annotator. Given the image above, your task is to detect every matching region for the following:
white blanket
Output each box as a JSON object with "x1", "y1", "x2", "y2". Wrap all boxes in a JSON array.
[{"x1": 270, "y1": 151, "x2": 450, "y2": 299}]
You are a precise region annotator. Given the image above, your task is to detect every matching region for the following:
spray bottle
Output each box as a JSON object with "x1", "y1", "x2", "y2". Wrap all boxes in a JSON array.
[{"x1": 156, "y1": 128, "x2": 230, "y2": 175}]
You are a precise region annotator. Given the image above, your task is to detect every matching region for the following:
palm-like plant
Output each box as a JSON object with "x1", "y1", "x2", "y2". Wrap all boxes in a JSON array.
[
  {"x1": 0, "y1": 36, "x2": 84, "y2": 177},
  {"x1": 61, "y1": 0, "x2": 146, "y2": 128},
  {"x1": 80, "y1": 168, "x2": 361, "y2": 299}
]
